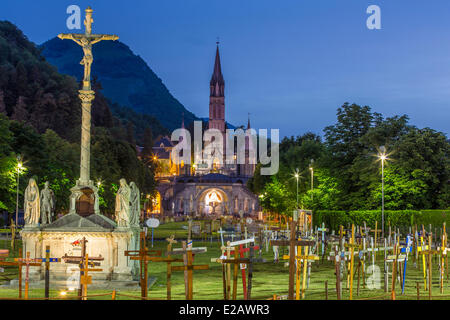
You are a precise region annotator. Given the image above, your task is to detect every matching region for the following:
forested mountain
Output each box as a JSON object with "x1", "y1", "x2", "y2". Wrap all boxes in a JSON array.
[
  {"x1": 41, "y1": 37, "x2": 197, "y2": 131},
  {"x1": 0, "y1": 21, "x2": 158, "y2": 217}
]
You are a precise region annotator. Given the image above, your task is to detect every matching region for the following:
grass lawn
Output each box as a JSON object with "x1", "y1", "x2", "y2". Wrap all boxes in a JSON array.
[{"x1": 0, "y1": 229, "x2": 449, "y2": 300}]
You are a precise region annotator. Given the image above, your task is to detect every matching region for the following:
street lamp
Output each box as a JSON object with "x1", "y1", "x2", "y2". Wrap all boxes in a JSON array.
[
  {"x1": 15, "y1": 156, "x2": 25, "y2": 226},
  {"x1": 294, "y1": 168, "x2": 300, "y2": 209},
  {"x1": 378, "y1": 146, "x2": 388, "y2": 238},
  {"x1": 309, "y1": 159, "x2": 314, "y2": 201}
]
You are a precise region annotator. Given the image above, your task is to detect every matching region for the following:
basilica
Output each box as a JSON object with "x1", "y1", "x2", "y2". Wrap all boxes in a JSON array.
[{"x1": 150, "y1": 44, "x2": 260, "y2": 218}]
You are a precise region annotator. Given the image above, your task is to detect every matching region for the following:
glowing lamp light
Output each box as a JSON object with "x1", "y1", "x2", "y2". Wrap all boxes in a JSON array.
[{"x1": 59, "y1": 290, "x2": 67, "y2": 296}]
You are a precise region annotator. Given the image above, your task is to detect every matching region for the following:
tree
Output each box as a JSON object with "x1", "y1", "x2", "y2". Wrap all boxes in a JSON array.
[
  {"x1": 260, "y1": 177, "x2": 295, "y2": 216},
  {"x1": 126, "y1": 121, "x2": 135, "y2": 146},
  {"x1": 141, "y1": 127, "x2": 153, "y2": 160},
  {"x1": 11, "y1": 96, "x2": 28, "y2": 122},
  {"x1": 0, "y1": 90, "x2": 6, "y2": 115}
]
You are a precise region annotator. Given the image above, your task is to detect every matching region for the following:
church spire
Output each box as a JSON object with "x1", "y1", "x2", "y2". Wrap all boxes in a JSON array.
[
  {"x1": 210, "y1": 42, "x2": 224, "y2": 94},
  {"x1": 247, "y1": 112, "x2": 251, "y2": 129},
  {"x1": 209, "y1": 41, "x2": 226, "y2": 134}
]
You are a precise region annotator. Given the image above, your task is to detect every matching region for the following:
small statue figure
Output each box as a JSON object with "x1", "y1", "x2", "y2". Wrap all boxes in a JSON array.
[
  {"x1": 40, "y1": 181, "x2": 55, "y2": 224},
  {"x1": 24, "y1": 178, "x2": 40, "y2": 226},
  {"x1": 129, "y1": 182, "x2": 140, "y2": 227},
  {"x1": 115, "y1": 178, "x2": 131, "y2": 227}
]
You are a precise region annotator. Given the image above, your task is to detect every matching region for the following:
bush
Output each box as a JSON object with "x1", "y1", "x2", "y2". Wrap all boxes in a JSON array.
[{"x1": 314, "y1": 209, "x2": 450, "y2": 233}]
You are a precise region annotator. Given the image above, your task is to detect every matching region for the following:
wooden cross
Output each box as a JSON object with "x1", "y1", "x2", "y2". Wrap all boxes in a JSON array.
[
  {"x1": 271, "y1": 221, "x2": 315, "y2": 300},
  {"x1": 211, "y1": 244, "x2": 251, "y2": 300},
  {"x1": 438, "y1": 223, "x2": 448, "y2": 294},
  {"x1": 385, "y1": 241, "x2": 405, "y2": 300},
  {"x1": 167, "y1": 241, "x2": 207, "y2": 298},
  {"x1": 370, "y1": 221, "x2": 382, "y2": 260},
  {"x1": 333, "y1": 245, "x2": 342, "y2": 300},
  {"x1": 282, "y1": 242, "x2": 319, "y2": 299},
  {"x1": 417, "y1": 235, "x2": 429, "y2": 291},
  {"x1": 246, "y1": 242, "x2": 257, "y2": 300},
  {"x1": 78, "y1": 253, "x2": 103, "y2": 300},
  {"x1": 62, "y1": 237, "x2": 104, "y2": 300},
  {"x1": 0, "y1": 250, "x2": 10, "y2": 282},
  {"x1": 318, "y1": 223, "x2": 329, "y2": 261},
  {"x1": 42, "y1": 246, "x2": 60, "y2": 299},
  {"x1": 0, "y1": 248, "x2": 24, "y2": 298},
  {"x1": 170, "y1": 241, "x2": 209, "y2": 300},
  {"x1": 10, "y1": 219, "x2": 16, "y2": 250},
  {"x1": 224, "y1": 238, "x2": 259, "y2": 300},
  {"x1": 165, "y1": 235, "x2": 178, "y2": 300},
  {"x1": 14, "y1": 251, "x2": 41, "y2": 299},
  {"x1": 418, "y1": 234, "x2": 439, "y2": 300},
  {"x1": 344, "y1": 224, "x2": 360, "y2": 300},
  {"x1": 124, "y1": 232, "x2": 162, "y2": 299},
  {"x1": 211, "y1": 244, "x2": 231, "y2": 299}
]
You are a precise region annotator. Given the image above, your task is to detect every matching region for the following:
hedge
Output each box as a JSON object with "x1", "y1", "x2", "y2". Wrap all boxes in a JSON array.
[{"x1": 314, "y1": 210, "x2": 450, "y2": 233}]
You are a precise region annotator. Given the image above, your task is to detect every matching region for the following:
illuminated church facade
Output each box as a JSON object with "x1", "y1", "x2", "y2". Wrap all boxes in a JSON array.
[{"x1": 151, "y1": 44, "x2": 259, "y2": 218}]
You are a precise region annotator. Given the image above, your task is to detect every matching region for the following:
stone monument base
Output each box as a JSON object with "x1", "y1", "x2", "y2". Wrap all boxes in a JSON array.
[{"x1": 20, "y1": 213, "x2": 140, "y2": 285}]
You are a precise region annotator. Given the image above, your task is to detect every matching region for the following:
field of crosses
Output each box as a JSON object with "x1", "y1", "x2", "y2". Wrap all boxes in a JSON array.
[{"x1": 0, "y1": 218, "x2": 449, "y2": 300}]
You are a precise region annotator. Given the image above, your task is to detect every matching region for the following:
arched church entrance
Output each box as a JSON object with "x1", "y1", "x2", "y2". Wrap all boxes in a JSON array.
[{"x1": 197, "y1": 188, "x2": 228, "y2": 216}]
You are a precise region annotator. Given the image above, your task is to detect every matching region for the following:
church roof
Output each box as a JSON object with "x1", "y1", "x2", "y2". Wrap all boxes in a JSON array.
[
  {"x1": 153, "y1": 135, "x2": 174, "y2": 148},
  {"x1": 210, "y1": 44, "x2": 224, "y2": 87},
  {"x1": 41, "y1": 213, "x2": 117, "y2": 232},
  {"x1": 176, "y1": 173, "x2": 248, "y2": 184}
]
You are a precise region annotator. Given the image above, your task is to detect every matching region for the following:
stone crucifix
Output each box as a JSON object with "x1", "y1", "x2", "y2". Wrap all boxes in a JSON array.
[{"x1": 58, "y1": 6, "x2": 118, "y2": 186}]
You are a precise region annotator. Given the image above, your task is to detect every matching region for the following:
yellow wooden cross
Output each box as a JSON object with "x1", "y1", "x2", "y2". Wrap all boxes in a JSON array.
[
  {"x1": 344, "y1": 224, "x2": 360, "y2": 300},
  {"x1": 418, "y1": 234, "x2": 439, "y2": 300},
  {"x1": 282, "y1": 242, "x2": 319, "y2": 299},
  {"x1": 417, "y1": 236, "x2": 429, "y2": 290},
  {"x1": 79, "y1": 253, "x2": 102, "y2": 300}
]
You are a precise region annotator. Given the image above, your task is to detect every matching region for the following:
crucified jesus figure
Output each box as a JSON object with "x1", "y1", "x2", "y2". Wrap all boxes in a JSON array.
[
  {"x1": 58, "y1": 7, "x2": 118, "y2": 86},
  {"x1": 58, "y1": 33, "x2": 118, "y2": 83}
]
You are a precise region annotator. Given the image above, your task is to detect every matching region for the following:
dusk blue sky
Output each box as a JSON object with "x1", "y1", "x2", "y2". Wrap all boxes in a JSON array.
[{"x1": 1, "y1": 0, "x2": 449, "y2": 138}]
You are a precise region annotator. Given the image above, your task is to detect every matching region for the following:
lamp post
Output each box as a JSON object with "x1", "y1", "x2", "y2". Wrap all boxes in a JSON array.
[
  {"x1": 294, "y1": 168, "x2": 299, "y2": 209},
  {"x1": 15, "y1": 156, "x2": 24, "y2": 226},
  {"x1": 378, "y1": 146, "x2": 387, "y2": 238}
]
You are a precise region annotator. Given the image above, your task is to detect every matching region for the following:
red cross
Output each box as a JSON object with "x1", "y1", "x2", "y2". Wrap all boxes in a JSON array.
[{"x1": 224, "y1": 244, "x2": 259, "y2": 299}]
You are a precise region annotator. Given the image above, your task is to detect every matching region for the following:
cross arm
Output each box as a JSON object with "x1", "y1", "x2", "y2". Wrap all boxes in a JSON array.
[
  {"x1": 124, "y1": 250, "x2": 162, "y2": 257},
  {"x1": 90, "y1": 34, "x2": 119, "y2": 44},
  {"x1": 130, "y1": 256, "x2": 183, "y2": 262},
  {"x1": 171, "y1": 264, "x2": 209, "y2": 271},
  {"x1": 166, "y1": 248, "x2": 207, "y2": 256},
  {"x1": 282, "y1": 254, "x2": 319, "y2": 261},
  {"x1": 271, "y1": 240, "x2": 315, "y2": 247},
  {"x1": 211, "y1": 258, "x2": 250, "y2": 264}
]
